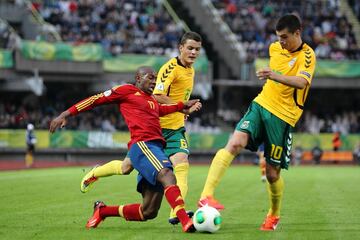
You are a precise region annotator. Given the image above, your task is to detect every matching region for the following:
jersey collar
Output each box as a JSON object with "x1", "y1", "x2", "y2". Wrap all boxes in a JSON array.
[
  {"x1": 176, "y1": 57, "x2": 187, "y2": 68},
  {"x1": 290, "y1": 42, "x2": 304, "y2": 53}
]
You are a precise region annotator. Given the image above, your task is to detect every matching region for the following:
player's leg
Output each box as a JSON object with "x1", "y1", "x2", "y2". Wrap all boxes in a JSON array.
[
  {"x1": 130, "y1": 140, "x2": 195, "y2": 232},
  {"x1": 140, "y1": 182, "x2": 163, "y2": 220},
  {"x1": 25, "y1": 145, "x2": 34, "y2": 168},
  {"x1": 158, "y1": 168, "x2": 195, "y2": 232},
  {"x1": 259, "y1": 152, "x2": 267, "y2": 182},
  {"x1": 80, "y1": 156, "x2": 134, "y2": 193},
  {"x1": 85, "y1": 180, "x2": 153, "y2": 229},
  {"x1": 199, "y1": 102, "x2": 263, "y2": 209},
  {"x1": 260, "y1": 112, "x2": 292, "y2": 231},
  {"x1": 258, "y1": 143, "x2": 266, "y2": 182},
  {"x1": 260, "y1": 163, "x2": 282, "y2": 231},
  {"x1": 94, "y1": 157, "x2": 134, "y2": 176},
  {"x1": 198, "y1": 130, "x2": 246, "y2": 209},
  {"x1": 168, "y1": 152, "x2": 190, "y2": 221},
  {"x1": 163, "y1": 128, "x2": 192, "y2": 222},
  {"x1": 114, "y1": 181, "x2": 163, "y2": 222}
]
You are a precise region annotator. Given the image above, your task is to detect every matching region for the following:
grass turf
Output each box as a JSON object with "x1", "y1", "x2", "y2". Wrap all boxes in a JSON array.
[{"x1": 0, "y1": 165, "x2": 359, "y2": 240}]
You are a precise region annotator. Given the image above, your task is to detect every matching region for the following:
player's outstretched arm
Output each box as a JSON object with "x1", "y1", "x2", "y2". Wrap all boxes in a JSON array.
[
  {"x1": 49, "y1": 110, "x2": 71, "y2": 133},
  {"x1": 182, "y1": 99, "x2": 202, "y2": 115},
  {"x1": 256, "y1": 67, "x2": 308, "y2": 89},
  {"x1": 154, "y1": 94, "x2": 175, "y2": 104}
]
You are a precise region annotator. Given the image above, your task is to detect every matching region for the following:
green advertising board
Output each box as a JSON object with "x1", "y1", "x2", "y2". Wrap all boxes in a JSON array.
[
  {"x1": 21, "y1": 41, "x2": 103, "y2": 61},
  {"x1": 0, "y1": 130, "x2": 359, "y2": 151},
  {"x1": 19, "y1": 40, "x2": 209, "y2": 73},
  {"x1": 0, "y1": 49, "x2": 13, "y2": 68},
  {"x1": 103, "y1": 54, "x2": 209, "y2": 73}
]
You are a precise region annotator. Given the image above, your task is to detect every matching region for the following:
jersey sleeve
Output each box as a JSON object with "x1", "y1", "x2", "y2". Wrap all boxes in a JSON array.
[
  {"x1": 269, "y1": 42, "x2": 277, "y2": 58},
  {"x1": 68, "y1": 85, "x2": 128, "y2": 115},
  {"x1": 296, "y1": 49, "x2": 316, "y2": 84},
  {"x1": 158, "y1": 102, "x2": 184, "y2": 117},
  {"x1": 153, "y1": 60, "x2": 177, "y2": 96}
]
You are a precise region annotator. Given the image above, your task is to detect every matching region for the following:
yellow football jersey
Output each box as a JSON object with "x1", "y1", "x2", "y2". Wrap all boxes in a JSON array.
[
  {"x1": 153, "y1": 57, "x2": 194, "y2": 129},
  {"x1": 254, "y1": 41, "x2": 316, "y2": 126}
]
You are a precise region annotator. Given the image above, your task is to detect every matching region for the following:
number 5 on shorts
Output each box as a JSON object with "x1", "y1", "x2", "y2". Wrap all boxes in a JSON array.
[{"x1": 180, "y1": 139, "x2": 188, "y2": 149}]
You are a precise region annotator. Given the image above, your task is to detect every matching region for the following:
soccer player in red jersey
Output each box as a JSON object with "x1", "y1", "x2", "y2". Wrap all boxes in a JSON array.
[{"x1": 49, "y1": 66, "x2": 202, "y2": 233}]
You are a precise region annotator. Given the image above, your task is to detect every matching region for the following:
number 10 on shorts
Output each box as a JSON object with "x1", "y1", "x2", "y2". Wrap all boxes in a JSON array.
[{"x1": 270, "y1": 144, "x2": 283, "y2": 160}]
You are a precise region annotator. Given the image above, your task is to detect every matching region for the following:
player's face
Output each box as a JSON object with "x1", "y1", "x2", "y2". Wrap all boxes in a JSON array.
[
  {"x1": 138, "y1": 70, "x2": 157, "y2": 94},
  {"x1": 179, "y1": 39, "x2": 202, "y2": 67},
  {"x1": 276, "y1": 28, "x2": 300, "y2": 52}
]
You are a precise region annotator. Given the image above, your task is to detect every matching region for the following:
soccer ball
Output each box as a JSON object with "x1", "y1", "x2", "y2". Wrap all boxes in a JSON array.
[{"x1": 193, "y1": 205, "x2": 222, "y2": 233}]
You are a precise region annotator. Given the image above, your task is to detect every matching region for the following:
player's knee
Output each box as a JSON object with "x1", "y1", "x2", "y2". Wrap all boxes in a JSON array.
[
  {"x1": 158, "y1": 168, "x2": 174, "y2": 179},
  {"x1": 142, "y1": 208, "x2": 158, "y2": 220},
  {"x1": 266, "y1": 172, "x2": 279, "y2": 183},
  {"x1": 226, "y1": 132, "x2": 248, "y2": 155},
  {"x1": 121, "y1": 165, "x2": 133, "y2": 175},
  {"x1": 157, "y1": 168, "x2": 176, "y2": 186},
  {"x1": 226, "y1": 140, "x2": 246, "y2": 155},
  {"x1": 170, "y1": 152, "x2": 189, "y2": 166},
  {"x1": 121, "y1": 158, "x2": 133, "y2": 175}
]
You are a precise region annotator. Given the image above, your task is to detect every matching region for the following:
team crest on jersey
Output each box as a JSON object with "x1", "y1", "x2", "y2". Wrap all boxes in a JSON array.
[
  {"x1": 288, "y1": 57, "x2": 297, "y2": 67},
  {"x1": 155, "y1": 83, "x2": 164, "y2": 91},
  {"x1": 241, "y1": 121, "x2": 250, "y2": 129},
  {"x1": 103, "y1": 90, "x2": 112, "y2": 97}
]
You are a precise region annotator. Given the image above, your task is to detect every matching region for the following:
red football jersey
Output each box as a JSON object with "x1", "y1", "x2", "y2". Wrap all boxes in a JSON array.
[{"x1": 67, "y1": 84, "x2": 184, "y2": 148}]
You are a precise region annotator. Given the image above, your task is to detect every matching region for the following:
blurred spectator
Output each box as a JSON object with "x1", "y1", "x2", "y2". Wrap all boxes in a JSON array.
[
  {"x1": 311, "y1": 144, "x2": 323, "y2": 165},
  {"x1": 36, "y1": 0, "x2": 184, "y2": 56},
  {"x1": 25, "y1": 123, "x2": 37, "y2": 168},
  {"x1": 292, "y1": 144, "x2": 303, "y2": 166},
  {"x1": 0, "y1": 20, "x2": 20, "y2": 50},
  {"x1": 348, "y1": 0, "x2": 360, "y2": 21},
  {"x1": 353, "y1": 142, "x2": 360, "y2": 165},
  {"x1": 332, "y1": 132, "x2": 342, "y2": 151},
  {"x1": 214, "y1": 0, "x2": 360, "y2": 60}
]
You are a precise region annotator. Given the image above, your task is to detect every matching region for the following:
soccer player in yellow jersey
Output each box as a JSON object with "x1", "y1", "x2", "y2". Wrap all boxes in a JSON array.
[
  {"x1": 198, "y1": 14, "x2": 316, "y2": 231},
  {"x1": 79, "y1": 32, "x2": 202, "y2": 225},
  {"x1": 153, "y1": 31, "x2": 202, "y2": 224}
]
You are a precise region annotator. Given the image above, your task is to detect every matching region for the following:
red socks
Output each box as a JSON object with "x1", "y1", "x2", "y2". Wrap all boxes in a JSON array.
[
  {"x1": 164, "y1": 185, "x2": 190, "y2": 226},
  {"x1": 99, "y1": 204, "x2": 144, "y2": 221},
  {"x1": 122, "y1": 204, "x2": 144, "y2": 221},
  {"x1": 99, "y1": 206, "x2": 120, "y2": 218},
  {"x1": 98, "y1": 185, "x2": 189, "y2": 225}
]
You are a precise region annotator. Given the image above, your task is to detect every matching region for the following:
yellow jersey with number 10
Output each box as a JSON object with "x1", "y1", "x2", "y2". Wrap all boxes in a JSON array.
[
  {"x1": 153, "y1": 57, "x2": 194, "y2": 130},
  {"x1": 254, "y1": 42, "x2": 316, "y2": 127}
]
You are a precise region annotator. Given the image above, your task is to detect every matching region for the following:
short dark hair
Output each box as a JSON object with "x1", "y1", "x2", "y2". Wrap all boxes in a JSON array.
[
  {"x1": 180, "y1": 31, "x2": 202, "y2": 45},
  {"x1": 276, "y1": 14, "x2": 302, "y2": 33}
]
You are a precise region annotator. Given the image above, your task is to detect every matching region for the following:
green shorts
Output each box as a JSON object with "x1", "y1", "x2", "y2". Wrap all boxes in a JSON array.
[
  {"x1": 162, "y1": 127, "x2": 189, "y2": 157},
  {"x1": 236, "y1": 101, "x2": 293, "y2": 169}
]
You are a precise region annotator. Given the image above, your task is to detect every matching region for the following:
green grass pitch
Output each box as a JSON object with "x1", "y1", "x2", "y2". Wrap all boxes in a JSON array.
[{"x1": 1, "y1": 165, "x2": 359, "y2": 240}]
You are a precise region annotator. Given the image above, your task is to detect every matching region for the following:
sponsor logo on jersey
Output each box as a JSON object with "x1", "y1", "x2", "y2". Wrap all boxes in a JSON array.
[{"x1": 103, "y1": 90, "x2": 112, "y2": 97}]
